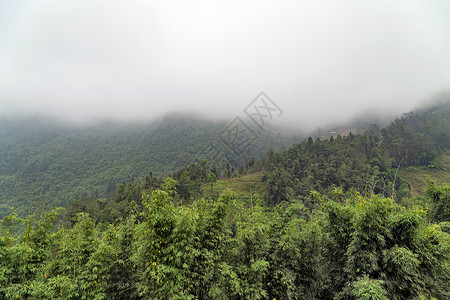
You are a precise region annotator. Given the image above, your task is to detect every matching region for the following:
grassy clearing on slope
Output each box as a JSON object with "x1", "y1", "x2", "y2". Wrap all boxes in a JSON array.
[
  {"x1": 204, "y1": 153, "x2": 450, "y2": 200},
  {"x1": 204, "y1": 172, "x2": 267, "y2": 197},
  {"x1": 401, "y1": 153, "x2": 450, "y2": 197}
]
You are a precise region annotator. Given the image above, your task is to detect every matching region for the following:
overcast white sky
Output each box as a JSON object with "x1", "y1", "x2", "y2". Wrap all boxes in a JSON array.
[{"x1": 0, "y1": 0, "x2": 449, "y2": 129}]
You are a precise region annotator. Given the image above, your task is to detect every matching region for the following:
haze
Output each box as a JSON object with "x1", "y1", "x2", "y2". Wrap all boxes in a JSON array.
[{"x1": 1, "y1": 0, "x2": 449, "y2": 130}]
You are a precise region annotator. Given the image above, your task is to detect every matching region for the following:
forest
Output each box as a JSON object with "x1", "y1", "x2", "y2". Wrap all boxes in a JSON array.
[
  {"x1": 0, "y1": 101, "x2": 449, "y2": 299},
  {"x1": 0, "y1": 114, "x2": 295, "y2": 218}
]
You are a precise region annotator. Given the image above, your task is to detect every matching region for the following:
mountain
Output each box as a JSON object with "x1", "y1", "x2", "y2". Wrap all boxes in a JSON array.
[
  {"x1": 263, "y1": 100, "x2": 450, "y2": 205},
  {"x1": 1, "y1": 100, "x2": 449, "y2": 218},
  {"x1": 0, "y1": 114, "x2": 299, "y2": 217},
  {"x1": 0, "y1": 103, "x2": 448, "y2": 299}
]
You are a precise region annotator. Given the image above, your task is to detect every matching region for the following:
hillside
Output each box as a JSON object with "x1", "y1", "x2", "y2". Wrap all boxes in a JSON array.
[
  {"x1": 0, "y1": 103, "x2": 449, "y2": 299},
  {"x1": 0, "y1": 114, "x2": 297, "y2": 217},
  {"x1": 263, "y1": 101, "x2": 450, "y2": 205},
  {"x1": 212, "y1": 152, "x2": 449, "y2": 200},
  {"x1": 204, "y1": 172, "x2": 267, "y2": 197},
  {"x1": 57, "y1": 100, "x2": 450, "y2": 228},
  {"x1": 1, "y1": 100, "x2": 449, "y2": 219},
  {"x1": 401, "y1": 153, "x2": 450, "y2": 197}
]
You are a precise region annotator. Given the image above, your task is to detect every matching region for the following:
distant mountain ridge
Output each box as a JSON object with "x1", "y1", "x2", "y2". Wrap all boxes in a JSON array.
[
  {"x1": 1, "y1": 99, "x2": 449, "y2": 218},
  {"x1": 0, "y1": 114, "x2": 297, "y2": 217}
]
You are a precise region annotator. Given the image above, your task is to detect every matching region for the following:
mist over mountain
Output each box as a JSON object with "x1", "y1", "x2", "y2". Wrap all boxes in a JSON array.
[
  {"x1": 0, "y1": 112, "x2": 303, "y2": 217},
  {"x1": 1, "y1": 97, "x2": 449, "y2": 218},
  {"x1": 1, "y1": 1, "x2": 450, "y2": 129},
  {"x1": 1, "y1": 1, "x2": 450, "y2": 297},
  {"x1": 1, "y1": 99, "x2": 448, "y2": 300}
]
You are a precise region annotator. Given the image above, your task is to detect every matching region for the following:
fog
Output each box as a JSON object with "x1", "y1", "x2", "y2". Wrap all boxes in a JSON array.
[{"x1": 1, "y1": 0, "x2": 449, "y2": 130}]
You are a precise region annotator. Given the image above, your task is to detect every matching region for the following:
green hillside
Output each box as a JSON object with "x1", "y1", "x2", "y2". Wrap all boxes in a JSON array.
[
  {"x1": 0, "y1": 102, "x2": 449, "y2": 299},
  {"x1": 401, "y1": 153, "x2": 450, "y2": 197},
  {"x1": 213, "y1": 152, "x2": 450, "y2": 200},
  {"x1": 205, "y1": 171, "x2": 267, "y2": 196},
  {"x1": 0, "y1": 114, "x2": 296, "y2": 217}
]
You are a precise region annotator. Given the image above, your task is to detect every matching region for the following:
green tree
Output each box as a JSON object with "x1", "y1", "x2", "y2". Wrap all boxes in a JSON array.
[
  {"x1": 207, "y1": 172, "x2": 218, "y2": 193},
  {"x1": 427, "y1": 181, "x2": 450, "y2": 223}
]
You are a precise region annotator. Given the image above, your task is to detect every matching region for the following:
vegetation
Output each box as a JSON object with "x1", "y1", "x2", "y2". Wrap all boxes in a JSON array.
[
  {"x1": 0, "y1": 183, "x2": 448, "y2": 299},
  {"x1": 0, "y1": 115, "x2": 293, "y2": 218},
  {"x1": 263, "y1": 102, "x2": 450, "y2": 206},
  {"x1": 401, "y1": 154, "x2": 450, "y2": 197},
  {"x1": 0, "y1": 101, "x2": 449, "y2": 298}
]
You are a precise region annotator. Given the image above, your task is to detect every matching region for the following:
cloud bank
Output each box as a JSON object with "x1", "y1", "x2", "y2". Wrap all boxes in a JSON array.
[{"x1": 0, "y1": 0, "x2": 449, "y2": 129}]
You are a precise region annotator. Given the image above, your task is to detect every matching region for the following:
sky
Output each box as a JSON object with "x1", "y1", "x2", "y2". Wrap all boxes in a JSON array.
[{"x1": 0, "y1": 0, "x2": 449, "y2": 129}]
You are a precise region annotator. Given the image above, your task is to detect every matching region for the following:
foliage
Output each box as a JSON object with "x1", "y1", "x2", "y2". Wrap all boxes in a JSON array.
[
  {"x1": 0, "y1": 115, "x2": 291, "y2": 218},
  {"x1": 263, "y1": 102, "x2": 450, "y2": 205},
  {"x1": 1, "y1": 183, "x2": 449, "y2": 299},
  {"x1": 0, "y1": 102, "x2": 449, "y2": 299},
  {"x1": 427, "y1": 181, "x2": 450, "y2": 223}
]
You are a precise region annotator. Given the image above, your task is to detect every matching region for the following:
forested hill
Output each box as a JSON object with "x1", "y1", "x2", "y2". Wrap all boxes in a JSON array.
[
  {"x1": 1, "y1": 101, "x2": 449, "y2": 218},
  {"x1": 264, "y1": 100, "x2": 450, "y2": 205},
  {"x1": 0, "y1": 102, "x2": 448, "y2": 299},
  {"x1": 0, "y1": 103, "x2": 449, "y2": 299},
  {"x1": 0, "y1": 114, "x2": 296, "y2": 217},
  {"x1": 53, "y1": 100, "x2": 449, "y2": 224}
]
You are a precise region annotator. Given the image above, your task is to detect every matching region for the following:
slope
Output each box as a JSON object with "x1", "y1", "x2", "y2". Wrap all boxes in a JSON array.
[{"x1": 0, "y1": 114, "x2": 296, "y2": 217}]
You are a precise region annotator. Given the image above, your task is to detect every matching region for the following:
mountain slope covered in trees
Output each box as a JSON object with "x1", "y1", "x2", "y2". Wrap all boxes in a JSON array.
[
  {"x1": 0, "y1": 114, "x2": 297, "y2": 217},
  {"x1": 263, "y1": 101, "x2": 450, "y2": 205},
  {"x1": 0, "y1": 101, "x2": 449, "y2": 299}
]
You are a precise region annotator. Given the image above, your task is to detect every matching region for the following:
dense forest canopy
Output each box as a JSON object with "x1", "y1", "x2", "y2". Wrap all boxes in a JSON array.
[
  {"x1": 0, "y1": 115, "x2": 296, "y2": 217},
  {"x1": 263, "y1": 101, "x2": 449, "y2": 205},
  {"x1": 0, "y1": 101, "x2": 449, "y2": 299},
  {"x1": 0, "y1": 181, "x2": 448, "y2": 299}
]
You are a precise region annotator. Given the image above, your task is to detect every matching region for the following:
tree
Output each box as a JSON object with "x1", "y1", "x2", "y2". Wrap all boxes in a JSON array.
[
  {"x1": 226, "y1": 163, "x2": 231, "y2": 179},
  {"x1": 427, "y1": 181, "x2": 450, "y2": 223},
  {"x1": 207, "y1": 172, "x2": 218, "y2": 193}
]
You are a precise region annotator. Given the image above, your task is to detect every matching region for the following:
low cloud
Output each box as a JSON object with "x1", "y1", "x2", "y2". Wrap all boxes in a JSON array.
[{"x1": 1, "y1": 0, "x2": 449, "y2": 129}]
